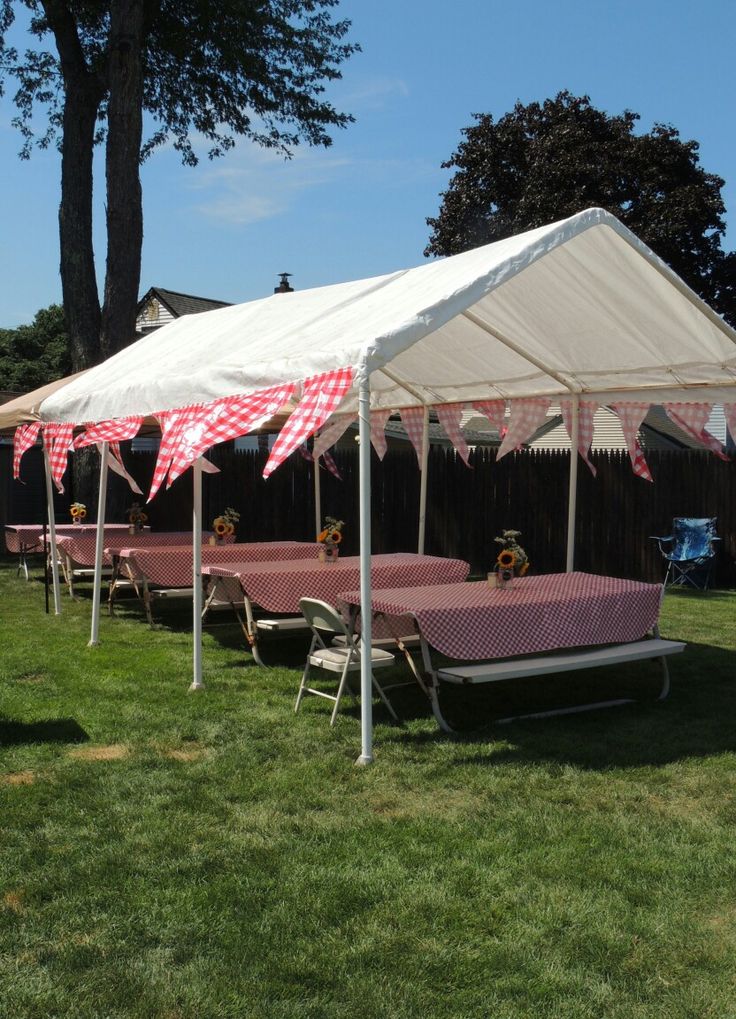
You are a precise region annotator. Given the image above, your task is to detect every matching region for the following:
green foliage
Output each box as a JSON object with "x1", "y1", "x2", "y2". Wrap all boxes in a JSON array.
[
  {"x1": 0, "y1": 0, "x2": 359, "y2": 163},
  {"x1": 0, "y1": 303, "x2": 70, "y2": 392},
  {"x1": 426, "y1": 92, "x2": 736, "y2": 325}
]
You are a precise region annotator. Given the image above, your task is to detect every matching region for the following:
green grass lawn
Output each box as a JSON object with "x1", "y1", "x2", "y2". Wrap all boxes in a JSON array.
[{"x1": 1, "y1": 559, "x2": 735, "y2": 1019}]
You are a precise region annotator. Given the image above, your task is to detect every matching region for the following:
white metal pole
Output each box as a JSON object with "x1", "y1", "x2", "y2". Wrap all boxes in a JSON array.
[
  {"x1": 357, "y1": 373, "x2": 373, "y2": 765},
  {"x1": 42, "y1": 437, "x2": 62, "y2": 615},
  {"x1": 190, "y1": 459, "x2": 204, "y2": 690},
  {"x1": 565, "y1": 396, "x2": 580, "y2": 573},
  {"x1": 314, "y1": 449, "x2": 322, "y2": 537},
  {"x1": 417, "y1": 405, "x2": 430, "y2": 554},
  {"x1": 88, "y1": 442, "x2": 109, "y2": 646}
]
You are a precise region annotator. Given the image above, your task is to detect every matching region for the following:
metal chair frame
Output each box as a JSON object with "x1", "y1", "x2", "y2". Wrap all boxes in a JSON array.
[
  {"x1": 651, "y1": 517, "x2": 721, "y2": 590},
  {"x1": 295, "y1": 598, "x2": 398, "y2": 725}
]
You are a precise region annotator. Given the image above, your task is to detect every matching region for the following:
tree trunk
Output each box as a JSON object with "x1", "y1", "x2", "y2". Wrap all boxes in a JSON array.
[
  {"x1": 100, "y1": 0, "x2": 146, "y2": 358},
  {"x1": 42, "y1": 0, "x2": 104, "y2": 373}
]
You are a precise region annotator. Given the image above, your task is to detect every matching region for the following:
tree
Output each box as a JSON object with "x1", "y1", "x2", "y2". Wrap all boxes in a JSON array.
[
  {"x1": 0, "y1": 304, "x2": 71, "y2": 392},
  {"x1": 425, "y1": 92, "x2": 736, "y2": 326},
  {"x1": 0, "y1": 1, "x2": 358, "y2": 370}
]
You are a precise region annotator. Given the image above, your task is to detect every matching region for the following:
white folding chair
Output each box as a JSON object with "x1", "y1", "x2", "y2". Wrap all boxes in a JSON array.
[{"x1": 295, "y1": 598, "x2": 398, "y2": 725}]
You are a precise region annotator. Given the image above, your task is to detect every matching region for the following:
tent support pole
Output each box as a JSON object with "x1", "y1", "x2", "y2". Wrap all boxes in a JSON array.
[
  {"x1": 314, "y1": 447, "x2": 321, "y2": 538},
  {"x1": 356, "y1": 373, "x2": 373, "y2": 766},
  {"x1": 88, "y1": 441, "x2": 109, "y2": 646},
  {"x1": 417, "y1": 406, "x2": 430, "y2": 554},
  {"x1": 42, "y1": 436, "x2": 62, "y2": 616},
  {"x1": 565, "y1": 396, "x2": 580, "y2": 572},
  {"x1": 191, "y1": 459, "x2": 204, "y2": 690}
]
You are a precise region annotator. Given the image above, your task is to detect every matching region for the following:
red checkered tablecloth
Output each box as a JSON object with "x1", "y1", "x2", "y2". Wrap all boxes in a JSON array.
[
  {"x1": 203, "y1": 553, "x2": 471, "y2": 614},
  {"x1": 56, "y1": 530, "x2": 201, "y2": 567},
  {"x1": 338, "y1": 572, "x2": 664, "y2": 661},
  {"x1": 4, "y1": 523, "x2": 140, "y2": 555},
  {"x1": 118, "y1": 541, "x2": 321, "y2": 588}
]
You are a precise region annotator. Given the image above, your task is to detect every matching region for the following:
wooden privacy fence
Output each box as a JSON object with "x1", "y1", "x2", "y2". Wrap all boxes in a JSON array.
[{"x1": 2, "y1": 444, "x2": 735, "y2": 587}]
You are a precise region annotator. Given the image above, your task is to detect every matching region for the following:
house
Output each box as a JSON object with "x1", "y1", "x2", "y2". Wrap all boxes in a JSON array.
[{"x1": 135, "y1": 287, "x2": 232, "y2": 336}]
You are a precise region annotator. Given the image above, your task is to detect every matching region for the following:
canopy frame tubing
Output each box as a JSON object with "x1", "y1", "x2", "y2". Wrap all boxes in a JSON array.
[{"x1": 42, "y1": 435, "x2": 62, "y2": 616}]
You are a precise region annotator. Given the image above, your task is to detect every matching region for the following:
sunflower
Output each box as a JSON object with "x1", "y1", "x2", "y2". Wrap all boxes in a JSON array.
[
  {"x1": 329, "y1": 529, "x2": 342, "y2": 544},
  {"x1": 497, "y1": 549, "x2": 516, "y2": 569},
  {"x1": 317, "y1": 528, "x2": 329, "y2": 542},
  {"x1": 519, "y1": 561, "x2": 529, "y2": 576},
  {"x1": 214, "y1": 521, "x2": 229, "y2": 536}
]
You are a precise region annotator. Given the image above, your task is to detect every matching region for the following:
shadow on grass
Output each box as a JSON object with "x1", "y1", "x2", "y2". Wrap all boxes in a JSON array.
[
  {"x1": 363, "y1": 639, "x2": 736, "y2": 770},
  {"x1": 0, "y1": 717, "x2": 89, "y2": 746}
]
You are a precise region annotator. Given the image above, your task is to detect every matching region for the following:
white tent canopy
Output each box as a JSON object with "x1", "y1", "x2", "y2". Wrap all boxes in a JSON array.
[
  {"x1": 40, "y1": 208, "x2": 736, "y2": 425},
  {"x1": 37, "y1": 207, "x2": 736, "y2": 764}
]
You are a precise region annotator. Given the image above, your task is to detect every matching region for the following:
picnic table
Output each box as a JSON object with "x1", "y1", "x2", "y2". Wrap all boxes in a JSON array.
[
  {"x1": 338, "y1": 572, "x2": 685, "y2": 731},
  {"x1": 203, "y1": 552, "x2": 471, "y2": 666},
  {"x1": 109, "y1": 540, "x2": 320, "y2": 625},
  {"x1": 4, "y1": 523, "x2": 138, "y2": 580},
  {"x1": 55, "y1": 530, "x2": 197, "y2": 596}
]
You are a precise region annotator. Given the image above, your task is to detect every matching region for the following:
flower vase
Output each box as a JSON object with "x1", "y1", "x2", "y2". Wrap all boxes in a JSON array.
[
  {"x1": 324, "y1": 543, "x2": 339, "y2": 563},
  {"x1": 497, "y1": 570, "x2": 513, "y2": 590}
]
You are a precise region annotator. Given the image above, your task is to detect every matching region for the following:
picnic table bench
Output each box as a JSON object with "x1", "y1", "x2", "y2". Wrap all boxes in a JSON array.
[
  {"x1": 110, "y1": 540, "x2": 321, "y2": 626},
  {"x1": 203, "y1": 553, "x2": 471, "y2": 667},
  {"x1": 339, "y1": 572, "x2": 685, "y2": 731}
]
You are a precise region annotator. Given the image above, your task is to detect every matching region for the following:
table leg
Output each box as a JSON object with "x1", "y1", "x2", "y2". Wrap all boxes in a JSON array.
[{"x1": 243, "y1": 595, "x2": 267, "y2": 668}]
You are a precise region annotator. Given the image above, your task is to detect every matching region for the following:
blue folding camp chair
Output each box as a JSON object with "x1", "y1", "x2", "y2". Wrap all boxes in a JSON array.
[{"x1": 651, "y1": 517, "x2": 720, "y2": 590}]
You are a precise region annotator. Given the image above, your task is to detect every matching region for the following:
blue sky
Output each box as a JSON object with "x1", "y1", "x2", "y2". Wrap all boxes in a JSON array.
[{"x1": 1, "y1": 0, "x2": 734, "y2": 327}]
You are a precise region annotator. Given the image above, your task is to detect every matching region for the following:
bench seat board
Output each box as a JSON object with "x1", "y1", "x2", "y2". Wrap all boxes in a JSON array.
[{"x1": 437, "y1": 639, "x2": 685, "y2": 685}]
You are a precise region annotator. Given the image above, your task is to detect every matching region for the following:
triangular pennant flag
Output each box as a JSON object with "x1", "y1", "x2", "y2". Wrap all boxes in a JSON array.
[
  {"x1": 610, "y1": 403, "x2": 653, "y2": 481},
  {"x1": 435, "y1": 403, "x2": 471, "y2": 467},
  {"x1": 560, "y1": 400, "x2": 599, "y2": 476},
  {"x1": 321, "y1": 449, "x2": 342, "y2": 480},
  {"x1": 472, "y1": 399, "x2": 506, "y2": 435},
  {"x1": 13, "y1": 422, "x2": 41, "y2": 481},
  {"x1": 496, "y1": 399, "x2": 550, "y2": 460},
  {"x1": 149, "y1": 407, "x2": 194, "y2": 500},
  {"x1": 370, "y1": 409, "x2": 392, "y2": 460},
  {"x1": 263, "y1": 367, "x2": 353, "y2": 479},
  {"x1": 724, "y1": 404, "x2": 736, "y2": 445},
  {"x1": 43, "y1": 422, "x2": 75, "y2": 493},
  {"x1": 664, "y1": 403, "x2": 728, "y2": 460},
  {"x1": 399, "y1": 407, "x2": 426, "y2": 467},
  {"x1": 312, "y1": 413, "x2": 355, "y2": 460},
  {"x1": 74, "y1": 416, "x2": 143, "y2": 449},
  {"x1": 167, "y1": 383, "x2": 297, "y2": 487},
  {"x1": 100, "y1": 441, "x2": 143, "y2": 495}
]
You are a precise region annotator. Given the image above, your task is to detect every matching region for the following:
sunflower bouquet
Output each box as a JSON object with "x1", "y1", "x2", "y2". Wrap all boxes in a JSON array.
[
  {"x1": 494, "y1": 529, "x2": 529, "y2": 585},
  {"x1": 127, "y1": 501, "x2": 148, "y2": 532},
  {"x1": 213, "y1": 507, "x2": 239, "y2": 541},
  {"x1": 317, "y1": 516, "x2": 344, "y2": 561},
  {"x1": 70, "y1": 502, "x2": 87, "y2": 523}
]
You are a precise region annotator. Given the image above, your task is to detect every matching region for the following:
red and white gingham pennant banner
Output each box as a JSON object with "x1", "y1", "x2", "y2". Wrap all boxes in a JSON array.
[
  {"x1": 560, "y1": 400, "x2": 599, "y2": 476},
  {"x1": 43, "y1": 422, "x2": 75, "y2": 492},
  {"x1": 73, "y1": 416, "x2": 143, "y2": 449},
  {"x1": 13, "y1": 422, "x2": 41, "y2": 481},
  {"x1": 321, "y1": 449, "x2": 342, "y2": 480},
  {"x1": 370, "y1": 409, "x2": 392, "y2": 460},
  {"x1": 149, "y1": 408, "x2": 193, "y2": 500},
  {"x1": 263, "y1": 368, "x2": 353, "y2": 479},
  {"x1": 472, "y1": 399, "x2": 506, "y2": 434},
  {"x1": 611, "y1": 403, "x2": 653, "y2": 481},
  {"x1": 167, "y1": 383, "x2": 297, "y2": 487},
  {"x1": 664, "y1": 403, "x2": 728, "y2": 460},
  {"x1": 399, "y1": 406, "x2": 426, "y2": 467},
  {"x1": 497, "y1": 398, "x2": 550, "y2": 460},
  {"x1": 312, "y1": 413, "x2": 355, "y2": 460},
  {"x1": 100, "y1": 442, "x2": 143, "y2": 495},
  {"x1": 724, "y1": 404, "x2": 736, "y2": 445},
  {"x1": 436, "y1": 403, "x2": 471, "y2": 467}
]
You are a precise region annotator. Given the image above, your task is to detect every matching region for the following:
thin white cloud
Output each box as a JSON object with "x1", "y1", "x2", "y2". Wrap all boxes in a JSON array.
[{"x1": 339, "y1": 76, "x2": 410, "y2": 110}]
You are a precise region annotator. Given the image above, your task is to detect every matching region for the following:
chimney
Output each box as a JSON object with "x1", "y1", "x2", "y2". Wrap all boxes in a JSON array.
[{"x1": 274, "y1": 272, "x2": 294, "y2": 294}]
